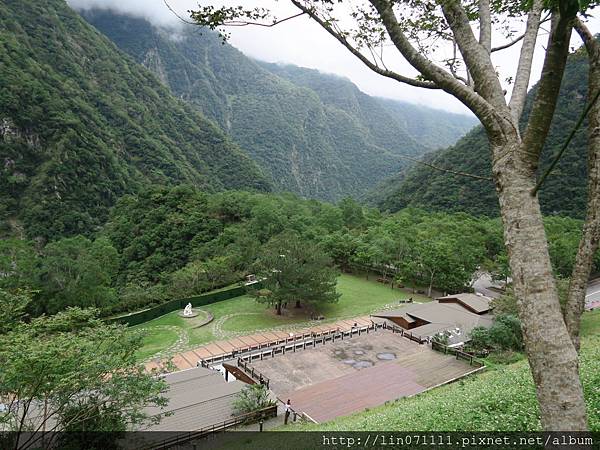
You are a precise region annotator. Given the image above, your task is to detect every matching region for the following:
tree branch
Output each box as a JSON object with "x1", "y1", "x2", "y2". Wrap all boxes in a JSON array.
[
  {"x1": 479, "y1": 0, "x2": 492, "y2": 54},
  {"x1": 216, "y1": 12, "x2": 307, "y2": 28},
  {"x1": 508, "y1": 0, "x2": 544, "y2": 122},
  {"x1": 367, "y1": 0, "x2": 497, "y2": 128},
  {"x1": 440, "y1": 0, "x2": 507, "y2": 110},
  {"x1": 491, "y1": 12, "x2": 551, "y2": 53},
  {"x1": 531, "y1": 87, "x2": 600, "y2": 196},
  {"x1": 565, "y1": 17, "x2": 600, "y2": 351},
  {"x1": 288, "y1": 0, "x2": 439, "y2": 89},
  {"x1": 492, "y1": 32, "x2": 525, "y2": 53},
  {"x1": 521, "y1": 4, "x2": 578, "y2": 171}
]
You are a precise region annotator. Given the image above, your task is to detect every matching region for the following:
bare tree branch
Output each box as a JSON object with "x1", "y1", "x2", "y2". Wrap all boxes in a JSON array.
[
  {"x1": 367, "y1": 0, "x2": 497, "y2": 127},
  {"x1": 522, "y1": 7, "x2": 577, "y2": 171},
  {"x1": 565, "y1": 17, "x2": 600, "y2": 351},
  {"x1": 165, "y1": 0, "x2": 305, "y2": 28},
  {"x1": 479, "y1": 0, "x2": 492, "y2": 54},
  {"x1": 491, "y1": 12, "x2": 551, "y2": 53},
  {"x1": 492, "y1": 32, "x2": 526, "y2": 52},
  {"x1": 508, "y1": 0, "x2": 544, "y2": 122},
  {"x1": 440, "y1": 0, "x2": 507, "y2": 110},
  {"x1": 287, "y1": 0, "x2": 439, "y2": 89},
  {"x1": 163, "y1": 0, "x2": 197, "y2": 25}
]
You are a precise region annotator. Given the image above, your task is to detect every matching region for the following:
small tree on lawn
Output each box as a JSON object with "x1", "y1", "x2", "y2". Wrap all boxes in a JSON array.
[{"x1": 253, "y1": 233, "x2": 340, "y2": 315}]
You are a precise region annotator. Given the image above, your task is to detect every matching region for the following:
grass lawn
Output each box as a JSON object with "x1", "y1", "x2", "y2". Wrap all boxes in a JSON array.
[
  {"x1": 131, "y1": 273, "x2": 427, "y2": 360},
  {"x1": 581, "y1": 307, "x2": 600, "y2": 336},
  {"x1": 135, "y1": 327, "x2": 180, "y2": 361}
]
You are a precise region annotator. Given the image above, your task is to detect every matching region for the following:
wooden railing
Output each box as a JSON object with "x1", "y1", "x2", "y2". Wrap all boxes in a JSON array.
[
  {"x1": 235, "y1": 322, "x2": 382, "y2": 364},
  {"x1": 144, "y1": 405, "x2": 277, "y2": 450},
  {"x1": 381, "y1": 321, "x2": 426, "y2": 344},
  {"x1": 196, "y1": 322, "x2": 382, "y2": 367},
  {"x1": 431, "y1": 341, "x2": 483, "y2": 367},
  {"x1": 237, "y1": 358, "x2": 270, "y2": 389}
]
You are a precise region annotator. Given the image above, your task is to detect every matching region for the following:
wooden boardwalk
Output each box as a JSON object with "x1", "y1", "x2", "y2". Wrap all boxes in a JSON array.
[
  {"x1": 145, "y1": 316, "x2": 374, "y2": 373},
  {"x1": 289, "y1": 363, "x2": 424, "y2": 422},
  {"x1": 288, "y1": 354, "x2": 479, "y2": 423},
  {"x1": 249, "y1": 331, "x2": 479, "y2": 423}
]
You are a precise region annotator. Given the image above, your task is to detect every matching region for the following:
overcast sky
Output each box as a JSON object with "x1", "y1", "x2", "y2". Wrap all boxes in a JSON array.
[{"x1": 68, "y1": 0, "x2": 599, "y2": 115}]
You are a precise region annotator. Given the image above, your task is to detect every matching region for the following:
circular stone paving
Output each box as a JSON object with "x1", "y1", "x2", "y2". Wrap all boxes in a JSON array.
[
  {"x1": 376, "y1": 352, "x2": 397, "y2": 361},
  {"x1": 352, "y1": 360, "x2": 374, "y2": 369},
  {"x1": 342, "y1": 359, "x2": 356, "y2": 365},
  {"x1": 353, "y1": 350, "x2": 365, "y2": 355}
]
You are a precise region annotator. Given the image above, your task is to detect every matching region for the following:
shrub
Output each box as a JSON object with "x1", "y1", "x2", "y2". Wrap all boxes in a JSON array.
[{"x1": 232, "y1": 384, "x2": 275, "y2": 417}]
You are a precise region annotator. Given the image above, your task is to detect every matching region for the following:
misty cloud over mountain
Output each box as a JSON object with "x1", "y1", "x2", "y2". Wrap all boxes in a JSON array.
[{"x1": 68, "y1": 0, "x2": 186, "y2": 27}]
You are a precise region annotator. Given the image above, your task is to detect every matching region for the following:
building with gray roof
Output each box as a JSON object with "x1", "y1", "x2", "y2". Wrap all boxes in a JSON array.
[{"x1": 372, "y1": 295, "x2": 493, "y2": 345}]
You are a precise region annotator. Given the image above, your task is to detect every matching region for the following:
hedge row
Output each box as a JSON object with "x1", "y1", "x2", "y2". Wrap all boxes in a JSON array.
[{"x1": 105, "y1": 284, "x2": 253, "y2": 327}]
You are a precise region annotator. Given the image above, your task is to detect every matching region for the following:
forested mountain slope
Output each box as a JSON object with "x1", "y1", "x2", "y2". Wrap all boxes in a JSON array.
[
  {"x1": 368, "y1": 47, "x2": 590, "y2": 218},
  {"x1": 0, "y1": 0, "x2": 270, "y2": 240},
  {"x1": 261, "y1": 63, "x2": 477, "y2": 150},
  {"x1": 81, "y1": 10, "x2": 476, "y2": 201}
]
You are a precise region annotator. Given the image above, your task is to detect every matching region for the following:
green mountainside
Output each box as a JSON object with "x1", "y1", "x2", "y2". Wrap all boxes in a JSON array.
[
  {"x1": 368, "y1": 47, "x2": 590, "y2": 218},
  {"x1": 0, "y1": 0, "x2": 270, "y2": 240},
  {"x1": 81, "y1": 10, "x2": 476, "y2": 201},
  {"x1": 261, "y1": 62, "x2": 476, "y2": 150}
]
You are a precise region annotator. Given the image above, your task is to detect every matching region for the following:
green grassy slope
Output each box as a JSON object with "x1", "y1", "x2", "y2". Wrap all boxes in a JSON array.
[{"x1": 133, "y1": 273, "x2": 428, "y2": 360}]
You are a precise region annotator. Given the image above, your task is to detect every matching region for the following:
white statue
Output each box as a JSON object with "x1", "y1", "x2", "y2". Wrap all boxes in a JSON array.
[{"x1": 183, "y1": 302, "x2": 193, "y2": 316}]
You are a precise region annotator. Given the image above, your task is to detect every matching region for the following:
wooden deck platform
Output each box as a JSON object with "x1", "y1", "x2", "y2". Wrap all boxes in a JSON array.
[
  {"x1": 250, "y1": 331, "x2": 479, "y2": 423},
  {"x1": 145, "y1": 316, "x2": 373, "y2": 373}
]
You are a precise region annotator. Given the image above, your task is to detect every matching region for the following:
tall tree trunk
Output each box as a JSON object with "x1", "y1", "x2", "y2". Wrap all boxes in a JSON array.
[
  {"x1": 492, "y1": 138, "x2": 588, "y2": 430},
  {"x1": 276, "y1": 301, "x2": 282, "y2": 316},
  {"x1": 427, "y1": 271, "x2": 435, "y2": 298},
  {"x1": 565, "y1": 19, "x2": 600, "y2": 351}
]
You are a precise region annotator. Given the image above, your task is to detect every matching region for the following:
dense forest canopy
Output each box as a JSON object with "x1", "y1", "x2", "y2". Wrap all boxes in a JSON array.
[{"x1": 2, "y1": 186, "x2": 593, "y2": 318}]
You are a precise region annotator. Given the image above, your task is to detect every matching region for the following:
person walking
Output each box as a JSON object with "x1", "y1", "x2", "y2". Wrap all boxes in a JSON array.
[{"x1": 284, "y1": 399, "x2": 291, "y2": 425}]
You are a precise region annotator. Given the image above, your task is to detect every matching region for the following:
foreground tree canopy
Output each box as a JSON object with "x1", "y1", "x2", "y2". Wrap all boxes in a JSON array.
[
  {"x1": 0, "y1": 290, "x2": 168, "y2": 449},
  {"x1": 188, "y1": 0, "x2": 600, "y2": 430}
]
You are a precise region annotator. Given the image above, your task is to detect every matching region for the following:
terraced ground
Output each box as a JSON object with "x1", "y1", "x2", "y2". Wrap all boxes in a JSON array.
[
  {"x1": 285, "y1": 309, "x2": 600, "y2": 431},
  {"x1": 132, "y1": 274, "x2": 429, "y2": 361}
]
